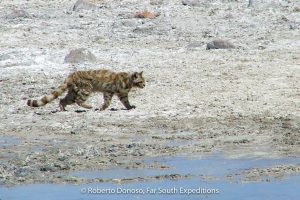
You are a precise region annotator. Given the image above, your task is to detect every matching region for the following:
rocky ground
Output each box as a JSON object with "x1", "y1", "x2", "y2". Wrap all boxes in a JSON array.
[{"x1": 0, "y1": 0, "x2": 299, "y2": 185}]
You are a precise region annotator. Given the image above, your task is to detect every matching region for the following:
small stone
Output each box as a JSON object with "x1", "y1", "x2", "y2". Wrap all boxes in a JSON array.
[
  {"x1": 224, "y1": 13, "x2": 234, "y2": 19},
  {"x1": 258, "y1": 45, "x2": 266, "y2": 50},
  {"x1": 34, "y1": 111, "x2": 42, "y2": 115},
  {"x1": 72, "y1": 0, "x2": 98, "y2": 12},
  {"x1": 206, "y1": 39, "x2": 235, "y2": 50},
  {"x1": 182, "y1": 0, "x2": 201, "y2": 7},
  {"x1": 293, "y1": 7, "x2": 300, "y2": 12},
  {"x1": 5, "y1": 10, "x2": 30, "y2": 19},
  {"x1": 40, "y1": 164, "x2": 57, "y2": 172},
  {"x1": 14, "y1": 166, "x2": 34, "y2": 177},
  {"x1": 64, "y1": 48, "x2": 97, "y2": 63},
  {"x1": 54, "y1": 163, "x2": 70, "y2": 170},
  {"x1": 134, "y1": 11, "x2": 159, "y2": 19},
  {"x1": 58, "y1": 155, "x2": 68, "y2": 161},
  {"x1": 281, "y1": 15, "x2": 289, "y2": 22}
]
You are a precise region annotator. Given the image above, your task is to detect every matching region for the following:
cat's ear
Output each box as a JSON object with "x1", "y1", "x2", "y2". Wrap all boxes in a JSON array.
[
  {"x1": 132, "y1": 72, "x2": 138, "y2": 78},
  {"x1": 140, "y1": 71, "x2": 143, "y2": 76}
]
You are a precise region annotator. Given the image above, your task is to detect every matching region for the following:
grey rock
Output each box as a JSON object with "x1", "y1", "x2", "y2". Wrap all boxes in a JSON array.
[
  {"x1": 64, "y1": 48, "x2": 97, "y2": 63},
  {"x1": 206, "y1": 39, "x2": 235, "y2": 50},
  {"x1": 72, "y1": 0, "x2": 98, "y2": 12},
  {"x1": 54, "y1": 163, "x2": 71, "y2": 170},
  {"x1": 40, "y1": 164, "x2": 57, "y2": 172},
  {"x1": 293, "y1": 7, "x2": 300, "y2": 12},
  {"x1": 14, "y1": 166, "x2": 35, "y2": 177},
  {"x1": 5, "y1": 10, "x2": 30, "y2": 19},
  {"x1": 58, "y1": 155, "x2": 68, "y2": 161},
  {"x1": 182, "y1": 0, "x2": 201, "y2": 7}
]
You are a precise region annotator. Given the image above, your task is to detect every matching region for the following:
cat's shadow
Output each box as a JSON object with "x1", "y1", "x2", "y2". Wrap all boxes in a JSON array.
[
  {"x1": 52, "y1": 108, "x2": 122, "y2": 113},
  {"x1": 93, "y1": 108, "x2": 119, "y2": 112}
]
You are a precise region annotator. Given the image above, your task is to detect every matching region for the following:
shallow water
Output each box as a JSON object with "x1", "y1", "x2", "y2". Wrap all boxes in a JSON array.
[
  {"x1": 72, "y1": 155, "x2": 300, "y2": 180},
  {"x1": 1, "y1": 156, "x2": 300, "y2": 200},
  {"x1": 1, "y1": 176, "x2": 299, "y2": 200}
]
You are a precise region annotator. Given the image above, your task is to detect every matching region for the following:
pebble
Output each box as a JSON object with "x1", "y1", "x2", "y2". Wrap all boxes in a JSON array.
[
  {"x1": 206, "y1": 39, "x2": 235, "y2": 50},
  {"x1": 182, "y1": 0, "x2": 202, "y2": 7}
]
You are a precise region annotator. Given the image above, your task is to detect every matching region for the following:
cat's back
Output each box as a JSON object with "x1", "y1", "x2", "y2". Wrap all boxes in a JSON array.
[
  {"x1": 93, "y1": 69, "x2": 130, "y2": 82},
  {"x1": 71, "y1": 69, "x2": 114, "y2": 81},
  {"x1": 70, "y1": 69, "x2": 130, "y2": 91}
]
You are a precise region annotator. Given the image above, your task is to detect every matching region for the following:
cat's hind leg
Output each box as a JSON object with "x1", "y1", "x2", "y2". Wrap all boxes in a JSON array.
[
  {"x1": 59, "y1": 89, "x2": 76, "y2": 111},
  {"x1": 75, "y1": 88, "x2": 93, "y2": 109}
]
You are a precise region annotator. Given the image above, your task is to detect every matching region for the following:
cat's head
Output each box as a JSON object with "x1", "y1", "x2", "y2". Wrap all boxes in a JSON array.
[{"x1": 131, "y1": 71, "x2": 145, "y2": 88}]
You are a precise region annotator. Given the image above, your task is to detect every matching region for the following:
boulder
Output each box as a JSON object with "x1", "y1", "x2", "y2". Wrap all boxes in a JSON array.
[
  {"x1": 64, "y1": 48, "x2": 97, "y2": 63},
  {"x1": 206, "y1": 39, "x2": 235, "y2": 50}
]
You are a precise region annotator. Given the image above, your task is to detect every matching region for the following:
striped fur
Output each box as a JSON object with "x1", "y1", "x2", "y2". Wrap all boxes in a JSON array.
[
  {"x1": 27, "y1": 69, "x2": 145, "y2": 111},
  {"x1": 27, "y1": 78, "x2": 70, "y2": 107}
]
